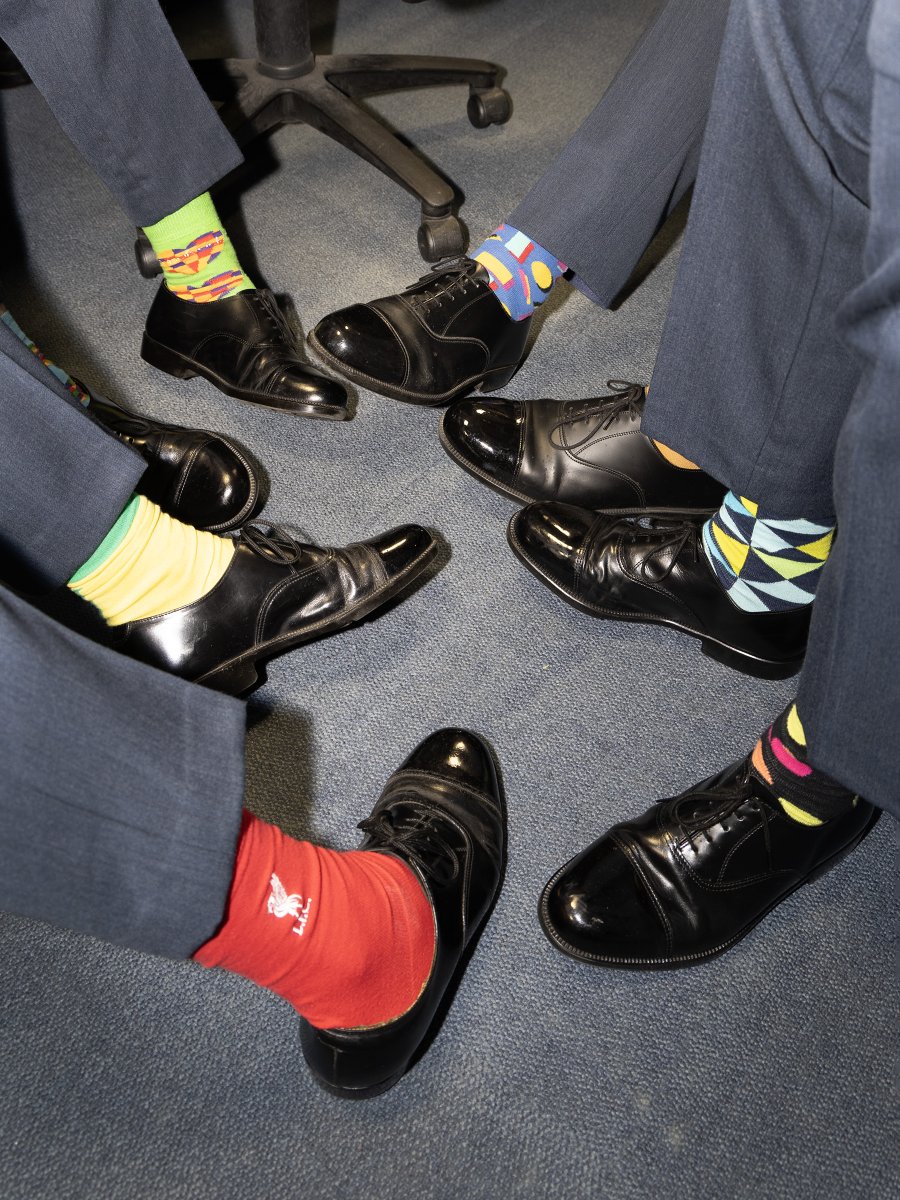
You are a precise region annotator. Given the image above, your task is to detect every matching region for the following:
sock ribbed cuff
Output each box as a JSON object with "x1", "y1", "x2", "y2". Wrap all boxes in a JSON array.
[{"x1": 69, "y1": 495, "x2": 141, "y2": 583}]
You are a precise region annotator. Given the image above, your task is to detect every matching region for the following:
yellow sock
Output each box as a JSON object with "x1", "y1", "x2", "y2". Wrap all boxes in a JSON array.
[{"x1": 69, "y1": 495, "x2": 234, "y2": 624}]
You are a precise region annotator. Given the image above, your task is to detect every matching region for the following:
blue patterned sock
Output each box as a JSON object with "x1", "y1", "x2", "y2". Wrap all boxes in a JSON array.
[
  {"x1": 702, "y1": 492, "x2": 835, "y2": 613},
  {"x1": 472, "y1": 224, "x2": 566, "y2": 321}
]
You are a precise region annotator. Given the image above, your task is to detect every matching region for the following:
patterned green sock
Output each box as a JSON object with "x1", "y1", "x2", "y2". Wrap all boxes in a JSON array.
[{"x1": 143, "y1": 192, "x2": 254, "y2": 304}]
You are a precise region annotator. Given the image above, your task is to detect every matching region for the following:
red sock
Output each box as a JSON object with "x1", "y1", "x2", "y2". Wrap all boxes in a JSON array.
[{"x1": 194, "y1": 812, "x2": 436, "y2": 1029}]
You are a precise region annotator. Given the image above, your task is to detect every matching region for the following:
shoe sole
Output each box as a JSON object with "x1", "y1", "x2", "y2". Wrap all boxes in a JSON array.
[
  {"x1": 193, "y1": 535, "x2": 439, "y2": 696},
  {"x1": 506, "y1": 516, "x2": 805, "y2": 681},
  {"x1": 307, "y1": 329, "x2": 519, "y2": 407},
  {"x1": 141, "y1": 332, "x2": 349, "y2": 421},
  {"x1": 537, "y1": 807, "x2": 881, "y2": 970},
  {"x1": 439, "y1": 417, "x2": 720, "y2": 518}
]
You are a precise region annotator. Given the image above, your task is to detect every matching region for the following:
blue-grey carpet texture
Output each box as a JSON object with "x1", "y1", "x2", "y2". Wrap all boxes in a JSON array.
[{"x1": 0, "y1": 2, "x2": 896, "y2": 1197}]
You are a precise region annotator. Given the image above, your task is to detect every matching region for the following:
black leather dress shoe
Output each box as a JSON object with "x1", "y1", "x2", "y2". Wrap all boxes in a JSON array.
[
  {"x1": 308, "y1": 257, "x2": 531, "y2": 405},
  {"x1": 508, "y1": 503, "x2": 809, "y2": 678},
  {"x1": 141, "y1": 285, "x2": 350, "y2": 419},
  {"x1": 89, "y1": 397, "x2": 264, "y2": 532},
  {"x1": 300, "y1": 728, "x2": 505, "y2": 1098},
  {"x1": 441, "y1": 382, "x2": 726, "y2": 514},
  {"x1": 540, "y1": 757, "x2": 878, "y2": 969},
  {"x1": 116, "y1": 522, "x2": 437, "y2": 694}
]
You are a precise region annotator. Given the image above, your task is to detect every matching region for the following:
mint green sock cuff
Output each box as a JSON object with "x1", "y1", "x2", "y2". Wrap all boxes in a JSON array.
[{"x1": 69, "y1": 494, "x2": 141, "y2": 583}]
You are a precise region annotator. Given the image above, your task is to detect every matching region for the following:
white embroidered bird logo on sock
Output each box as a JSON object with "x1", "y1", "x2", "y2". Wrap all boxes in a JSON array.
[{"x1": 267, "y1": 873, "x2": 312, "y2": 936}]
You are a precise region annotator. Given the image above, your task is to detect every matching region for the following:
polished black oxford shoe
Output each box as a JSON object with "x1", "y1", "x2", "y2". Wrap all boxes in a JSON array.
[
  {"x1": 539, "y1": 757, "x2": 878, "y2": 969},
  {"x1": 508, "y1": 503, "x2": 809, "y2": 678},
  {"x1": 116, "y1": 522, "x2": 437, "y2": 694},
  {"x1": 300, "y1": 728, "x2": 505, "y2": 1098},
  {"x1": 308, "y1": 257, "x2": 531, "y2": 405},
  {"x1": 142, "y1": 285, "x2": 349, "y2": 419},
  {"x1": 89, "y1": 396, "x2": 264, "y2": 532},
  {"x1": 441, "y1": 382, "x2": 726, "y2": 514}
]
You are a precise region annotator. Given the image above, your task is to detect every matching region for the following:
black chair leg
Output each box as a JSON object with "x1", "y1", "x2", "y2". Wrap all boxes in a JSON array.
[{"x1": 184, "y1": 1, "x2": 512, "y2": 263}]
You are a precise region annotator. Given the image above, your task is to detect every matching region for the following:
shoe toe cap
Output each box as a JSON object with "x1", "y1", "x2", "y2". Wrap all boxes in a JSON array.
[
  {"x1": 509, "y1": 501, "x2": 598, "y2": 583},
  {"x1": 312, "y1": 304, "x2": 408, "y2": 387},
  {"x1": 541, "y1": 834, "x2": 668, "y2": 962},
  {"x1": 179, "y1": 438, "x2": 256, "y2": 530},
  {"x1": 442, "y1": 399, "x2": 524, "y2": 484},
  {"x1": 364, "y1": 523, "x2": 436, "y2": 583},
  {"x1": 400, "y1": 728, "x2": 499, "y2": 801}
]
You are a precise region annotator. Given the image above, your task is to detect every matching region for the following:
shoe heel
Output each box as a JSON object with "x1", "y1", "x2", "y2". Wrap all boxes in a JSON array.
[
  {"x1": 477, "y1": 362, "x2": 520, "y2": 394},
  {"x1": 700, "y1": 638, "x2": 802, "y2": 681},
  {"x1": 141, "y1": 333, "x2": 198, "y2": 380},
  {"x1": 197, "y1": 657, "x2": 260, "y2": 696}
]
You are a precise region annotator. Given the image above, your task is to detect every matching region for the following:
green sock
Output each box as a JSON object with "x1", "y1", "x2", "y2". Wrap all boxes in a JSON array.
[
  {"x1": 143, "y1": 192, "x2": 254, "y2": 304},
  {"x1": 69, "y1": 495, "x2": 141, "y2": 583}
]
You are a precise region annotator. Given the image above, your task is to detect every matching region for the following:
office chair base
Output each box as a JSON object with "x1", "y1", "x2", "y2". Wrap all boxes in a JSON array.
[{"x1": 197, "y1": 52, "x2": 511, "y2": 262}]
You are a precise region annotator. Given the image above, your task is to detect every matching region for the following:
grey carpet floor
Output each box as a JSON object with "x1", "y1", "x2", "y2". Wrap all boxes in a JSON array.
[{"x1": 0, "y1": 2, "x2": 896, "y2": 1198}]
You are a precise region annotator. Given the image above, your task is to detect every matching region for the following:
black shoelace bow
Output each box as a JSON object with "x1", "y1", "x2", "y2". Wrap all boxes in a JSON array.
[
  {"x1": 238, "y1": 523, "x2": 313, "y2": 565},
  {"x1": 548, "y1": 380, "x2": 645, "y2": 450},
  {"x1": 668, "y1": 769, "x2": 767, "y2": 852},
  {"x1": 406, "y1": 256, "x2": 478, "y2": 312},
  {"x1": 359, "y1": 807, "x2": 460, "y2": 886}
]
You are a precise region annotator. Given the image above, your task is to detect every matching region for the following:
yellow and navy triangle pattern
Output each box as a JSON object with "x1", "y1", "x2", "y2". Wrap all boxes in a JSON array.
[{"x1": 702, "y1": 493, "x2": 834, "y2": 612}]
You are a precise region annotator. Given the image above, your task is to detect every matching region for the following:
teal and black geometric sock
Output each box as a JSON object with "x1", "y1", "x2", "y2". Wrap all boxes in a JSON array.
[
  {"x1": 702, "y1": 491, "x2": 835, "y2": 613},
  {"x1": 472, "y1": 223, "x2": 566, "y2": 321}
]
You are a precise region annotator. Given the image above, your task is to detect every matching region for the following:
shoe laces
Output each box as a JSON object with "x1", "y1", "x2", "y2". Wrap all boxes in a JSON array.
[
  {"x1": 250, "y1": 290, "x2": 295, "y2": 343},
  {"x1": 238, "y1": 523, "x2": 314, "y2": 565},
  {"x1": 548, "y1": 380, "x2": 645, "y2": 450},
  {"x1": 632, "y1": 517, "x2": 701, "y2": 579},
  {"x1": 90, "y1": 401, "x2": 161, "y2": 441},
  {"x1": 359, "y1": 807, "x2": 460, "y2": 886},
  {"x1": 406, "y1": 257, "x2": 478, "y2": 312},
  {"x1": 668, "y1": 769, "x2": 766, "y2": 851}
]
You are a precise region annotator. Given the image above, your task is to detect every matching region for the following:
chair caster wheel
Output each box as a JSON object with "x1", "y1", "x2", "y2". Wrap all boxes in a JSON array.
[
  {"x1": 417, "y1": 214, "x2": 466, "y2": 263},
  {"x1": 134, "y1": 230, "x2": 162, "y2": 278},
  {"x1": 467, "y1": 87, "x2": 512, "y2": 129}
]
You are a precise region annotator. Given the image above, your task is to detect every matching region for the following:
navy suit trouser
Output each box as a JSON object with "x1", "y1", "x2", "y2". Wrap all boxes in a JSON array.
[
  {"x1": 0, "y1": 321, "x2": 246, "y2": 959},
  {"x1": 0, "y1": 1, "x2": 247, "y2": 956},
  {"x1": 0, "y1": 0, "x2": 241, "y2": 225},
  {"x1": 515, "y1": 0, "x2": 900, "y2": 814}
]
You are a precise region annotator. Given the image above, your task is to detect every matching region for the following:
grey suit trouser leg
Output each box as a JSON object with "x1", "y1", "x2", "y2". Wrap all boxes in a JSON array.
[
  {"x1": 0, "y1": 0, "x2": 242, "y2": 224},
  {"x1": 644, "y1": 0, "x2": 898, "y2": 812},
  {"x1": 0, "y1": 336, "x2": 246, "y2": 958},
  {"x1": 509, "y1": 0, "x2": 731, "y2": 306}
]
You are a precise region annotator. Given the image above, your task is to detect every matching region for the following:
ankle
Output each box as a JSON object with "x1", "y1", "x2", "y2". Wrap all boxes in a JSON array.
[
  {"x1": 703, "y1": 493, "x2": 835, "y2": 613},
  {"x1": 68, "y1": 495, "x2": 234, "y2": 624},
  {"x1": 751, "y1": 702, "x2": 857, "y2": 824},
  {"x1": 143, "y1": 192, "x2": 254, "y2": 304},
  {"x1": 472, "y1": 223, "x2": 566, "y2": 321},
  {"x1": 194, "y1": 814, "x2": 436, "y2": 1030}
]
